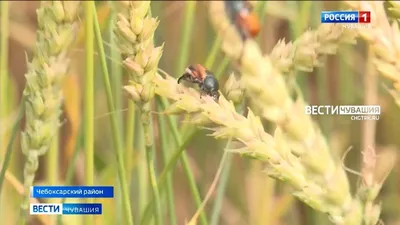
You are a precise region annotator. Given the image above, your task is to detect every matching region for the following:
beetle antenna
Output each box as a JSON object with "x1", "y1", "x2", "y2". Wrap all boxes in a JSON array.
[
  {"x1": 177, "y1": 73, "x2": 190, "y2": 84},
  {"x1": 177, "y1": 75, "x2": 184, "y2": 84}
]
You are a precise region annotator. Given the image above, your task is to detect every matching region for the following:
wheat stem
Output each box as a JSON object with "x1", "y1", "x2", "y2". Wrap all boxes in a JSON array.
[
  {"x1": 93, "y1": 2, "x2": 134, "y2": 224},
  {"x1": 156, "y1": 98, "x2": 177, "y2": 225},
  {"x1": 0, "y1": 96, "x2": 25, "y2": 199},
  {"x1": 84, "y1": 2, "x2": 95, "y2": 225},
  {"x1": 175, "y1": 1, "x2": 197, "y2": 75},
  {"x1": 56, "y1": 123, "x2": 82, "y2": 225},
  {"x1": 0, "y1": 2, "x2": 10, "y2": 218},
  {"x1": 0, "y1": 0, "x2": 9, "y2": 154}
]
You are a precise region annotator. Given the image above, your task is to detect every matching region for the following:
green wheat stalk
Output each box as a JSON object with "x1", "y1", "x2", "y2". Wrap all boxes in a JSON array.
[
  {"x1": 175, "y1": 1, "x2": 197, "y2": 75},
  {"x1": 156, "y1": 97, "x2": 177, "y2": 225},
  {"x1": 56, "y1": 123, "x2": 83, "y2": 225},
  {"x1": 0, "y1": 1, "x2": 9, "y2": 154},
  {"x1": 84, "y1": 2, "x2": 95, "y2": 225},
  {"x1": 172, "y1": 3, "x2": 210, "y2": 224},
  {"x1": 92, "y1": 2, "x2": 134, "y2": 224}
]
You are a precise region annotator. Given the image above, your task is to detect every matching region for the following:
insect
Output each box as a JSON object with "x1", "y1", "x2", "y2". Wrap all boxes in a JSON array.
[
  {"x1": 177, "y1": 64, "x2": 220, "y2": 101},
  {"x1": 224, "y1": 1, "x2": 260, "y2": 41}
]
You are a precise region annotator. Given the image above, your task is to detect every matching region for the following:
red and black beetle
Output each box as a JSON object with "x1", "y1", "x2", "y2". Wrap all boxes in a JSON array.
[
  {"x1": 224, "y1": 1, "x2": 260, "y2": 41},
  {"x1": 178, "y1": 64, "x2": 220, "y2": 101}
]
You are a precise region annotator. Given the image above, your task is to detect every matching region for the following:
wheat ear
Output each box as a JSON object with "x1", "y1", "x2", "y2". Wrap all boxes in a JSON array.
[
  {"x1": 270, "y1": 23, "x2": 357, "y2": 74},
  {"x1": 205, "y1": 1, "x2": 376, "y2": 224},
  {"x1": 124, "y1": 74, "x2": 364, "y2": 225},
  {"x1": 20, "y1": 0, "x2": 81, "y2": 220},
  {"x1": 344, "y1": 1, "x2": 400, "y2": 107},
  {"x1": 114, "y1": 1, "x2": 163, "y2": 146},
  {"x1": 113, "y1": 1, "x2": 164, "y2": 224},
  {"x1": 342, "y1": 2, "x2": 399, "y2": 224}
]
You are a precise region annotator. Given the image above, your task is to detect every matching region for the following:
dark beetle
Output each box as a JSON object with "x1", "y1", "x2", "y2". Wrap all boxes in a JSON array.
[{"x1": 178, "y1": 64, "x2": 220, "y2": 101}]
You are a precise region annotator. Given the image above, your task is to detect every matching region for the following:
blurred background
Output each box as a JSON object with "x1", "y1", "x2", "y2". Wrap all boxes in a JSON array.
[{"x1": 1, "y1": 1, "x2": 400, "y2": 225}]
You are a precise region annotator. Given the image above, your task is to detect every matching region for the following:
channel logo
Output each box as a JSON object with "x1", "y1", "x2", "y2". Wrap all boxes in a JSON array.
[
  {"x1": 321, "y1": 11, "x2": 371, "y2": 23},
  {"x1": 30, "y1": 203, "x2": 102, "y2": 215}
]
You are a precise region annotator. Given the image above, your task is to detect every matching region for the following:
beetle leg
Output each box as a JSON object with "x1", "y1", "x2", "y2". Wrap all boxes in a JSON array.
[
  {"x1": 212, "y1": 91, "x2": 220, "y2": 101},
  {"x1": 199, "y1": 84, "x2": 207, "y2": 99}
]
